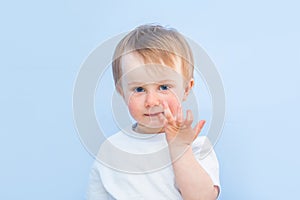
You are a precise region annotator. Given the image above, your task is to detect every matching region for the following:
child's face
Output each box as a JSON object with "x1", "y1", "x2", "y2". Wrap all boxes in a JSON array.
[{"x1": 118, "y1": 52, "x2": 193, "y2": 133}]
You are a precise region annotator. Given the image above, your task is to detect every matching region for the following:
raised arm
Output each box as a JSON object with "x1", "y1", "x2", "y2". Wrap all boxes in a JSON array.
[{"x1": 160, "y1": 102, "x2": 219, "y2": 200}]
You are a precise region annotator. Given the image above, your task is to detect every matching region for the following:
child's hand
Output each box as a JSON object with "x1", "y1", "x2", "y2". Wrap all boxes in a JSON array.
[{"x1": 160, "y1": 101, "x2": 206, "y2": 154}]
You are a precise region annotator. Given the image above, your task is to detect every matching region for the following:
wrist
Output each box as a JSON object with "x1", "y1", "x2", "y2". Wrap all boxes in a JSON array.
[{"x1": 168, "y1": 143, "x2": 192, "y2": 161}]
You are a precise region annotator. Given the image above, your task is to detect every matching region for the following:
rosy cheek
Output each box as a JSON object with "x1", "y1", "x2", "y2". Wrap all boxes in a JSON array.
[
  {"x1": 125, "y1": 93, "x2": 137, "y2": 107},
  {"x1": 127, "y1": 96, "x2": 141, "y2": 117},
  {"x1": 166, "y1": 98, "x2": 181, "y2": 115},
  {"x1": 128, "y1": 99, "x2": 136, "y2": 110}
]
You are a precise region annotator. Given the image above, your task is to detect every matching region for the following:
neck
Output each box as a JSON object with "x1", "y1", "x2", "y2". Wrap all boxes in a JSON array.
[{"x1": 133, "y1": 123, "x2": 165, "y2": 134}]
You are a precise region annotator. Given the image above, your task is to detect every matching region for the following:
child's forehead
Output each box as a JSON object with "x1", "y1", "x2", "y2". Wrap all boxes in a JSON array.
[
  {"x1": 120, "y1": 52, "x2": 182, "y2": 75},
  {"x1": 120, "y1": 53, "x2": 185, "y2": 84}
]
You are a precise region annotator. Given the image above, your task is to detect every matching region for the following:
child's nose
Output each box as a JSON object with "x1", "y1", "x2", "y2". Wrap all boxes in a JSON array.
[{"x1": 144, "y1": 91, "x2": 160, "y2": 107}]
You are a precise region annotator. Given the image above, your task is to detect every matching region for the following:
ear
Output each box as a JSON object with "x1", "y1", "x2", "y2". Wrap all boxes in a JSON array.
[{"x1": 183, "y1": 78, "x2": 194, "y2": 101}]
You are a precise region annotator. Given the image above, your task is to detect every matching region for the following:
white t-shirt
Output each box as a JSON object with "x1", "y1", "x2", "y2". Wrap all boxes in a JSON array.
[{"x1": 87, "y1": 127, "x2": 220, "y2": 200}]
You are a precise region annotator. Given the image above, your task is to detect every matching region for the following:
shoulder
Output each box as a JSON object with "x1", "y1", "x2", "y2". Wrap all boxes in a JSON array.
[
  {"x1": 103, "y1": 129, "x2": 136, "y2": 148},
  {"x1": 192, "y1": 136, "x2": 216, "y2": 160}
]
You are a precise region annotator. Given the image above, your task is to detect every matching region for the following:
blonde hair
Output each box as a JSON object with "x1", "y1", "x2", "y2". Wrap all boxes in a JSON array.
[{"x1": 112, "y1": 24, "x2": 194, "y2": 86}]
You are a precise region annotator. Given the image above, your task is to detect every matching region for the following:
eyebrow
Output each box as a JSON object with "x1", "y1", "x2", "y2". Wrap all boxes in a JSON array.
[{"x1": 127, "y1": 80, "x2": 177, "y2": 86}]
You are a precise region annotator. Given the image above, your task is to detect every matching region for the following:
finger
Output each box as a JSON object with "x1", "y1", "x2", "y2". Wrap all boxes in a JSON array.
[
  {"x1": 193, "y1": 120, "x2": 206, "y2": 139},
  {"x1": 184, "y1": 110, "x2": 194, "y2": 127},
  {"x1": 176, "y1": 105, "x2": 184, "y2": 126},
  {"x1": 163, "y1": 101, "x2": 175, "y2": 123},
  {"x1": 158, "y1": 112, "x2": 167, "y2": 126}
]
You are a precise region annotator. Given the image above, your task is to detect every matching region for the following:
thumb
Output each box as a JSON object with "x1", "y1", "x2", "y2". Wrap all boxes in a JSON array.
[{"x1": 193, "y1": 120, "x2": 206, "y2": 139}]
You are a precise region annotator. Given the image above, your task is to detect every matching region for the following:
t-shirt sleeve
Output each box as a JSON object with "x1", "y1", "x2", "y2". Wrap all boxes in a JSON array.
[
  {"x1": 86, "y1": 162, "x2": 111, "y2": 200},
  {"x1": 192, "y1": 136, "x2": 220, "y2": 187}
]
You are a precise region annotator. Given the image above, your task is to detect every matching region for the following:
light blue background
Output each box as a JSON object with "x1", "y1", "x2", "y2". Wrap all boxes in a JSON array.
[{"x1": 1, "y1": 0, "x2": 299, "y2": 199}]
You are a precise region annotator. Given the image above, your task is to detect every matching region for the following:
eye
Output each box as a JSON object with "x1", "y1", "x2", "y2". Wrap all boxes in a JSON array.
[
  {"x1": 159, "y1": 85, "x2": 170, "y2": 91},
  {"x1": 134, "y1": 87, "x2": 145, "y2": 93}
]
